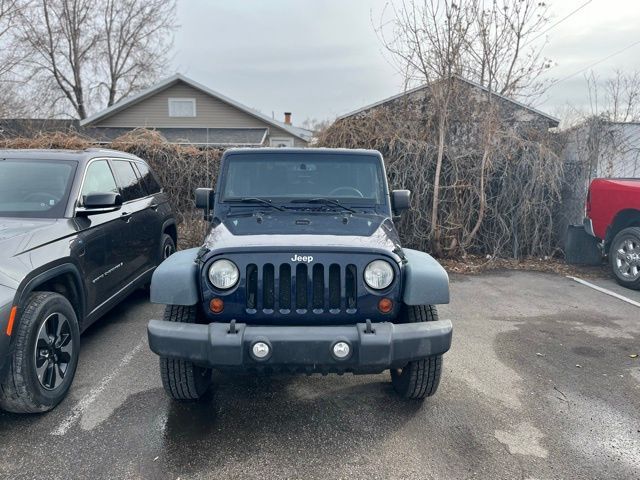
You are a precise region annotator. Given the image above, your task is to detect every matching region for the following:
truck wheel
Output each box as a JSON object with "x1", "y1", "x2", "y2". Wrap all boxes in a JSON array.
[
  {"x1": 159, "y1": 305, "x2": 212, "y2": 401},
  {"x1": 390, "y1": 305, "x2": 443, "y2": 400},
  {"x1": 610, "y1": 227, "x2": 640, "y2": 290},
  {"x1": 0, "y1": 292, "x2": 80, "y2": 413}
]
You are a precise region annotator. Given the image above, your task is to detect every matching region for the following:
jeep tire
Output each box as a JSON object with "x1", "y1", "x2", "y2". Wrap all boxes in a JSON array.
[
  {"x1": 159, "y1": 304, "x2": 212, "y2": 401},
  {"x1": 0, "y1": 292, "x2": 80, "y2": 413},
  {"x1": 609, "y1": 227, "x2": 640, "y2": 290},
  {"x1": 390, "y1": 304, "x2": 443, "y2": 400}
]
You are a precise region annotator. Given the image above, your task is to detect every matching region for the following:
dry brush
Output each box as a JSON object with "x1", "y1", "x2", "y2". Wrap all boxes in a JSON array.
[
  {"x1": 318, "y1": 93, "x2": 564, "y2": 258},
  {"x1": 0, "y1": 129, "x2": 222, "y2": 248},
  {"x1": 1, "y1": 119, "x2": 566, "y2": 258}
]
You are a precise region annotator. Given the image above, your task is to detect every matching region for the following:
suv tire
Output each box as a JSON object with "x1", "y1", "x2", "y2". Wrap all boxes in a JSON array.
[
  {"x1": 159, "y1": 305, "x2": 212, "y2": 401},
  {"x1": 0, "y1": 292, "x2": 80, "y2": 413},
  {"x1": 390, "y1": 304, "x2": 443, "y2": 400},
  {"x1": 160, "y1": 233, "x2": 176, "y2": 262},
  {"x1": 609, "y1": 226, "x2": 640, "y2": 290}
]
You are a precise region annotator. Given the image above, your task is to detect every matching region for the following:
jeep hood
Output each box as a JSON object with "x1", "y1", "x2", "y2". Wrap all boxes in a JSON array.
[{"x1": 203, "y1": 213, "x2": 402, "y2": 256}]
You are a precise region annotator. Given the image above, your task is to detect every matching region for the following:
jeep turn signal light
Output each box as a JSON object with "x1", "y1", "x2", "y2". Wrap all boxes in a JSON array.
[
  {"x1": 6, "y1": 306, "x2": 17, "y2": 336},
  {"x1": 209, "y1": 298, "x2": 224, "y2": 314},
  {"x1": 378, "y1": 298, "x2": 393, "y2": 314}
]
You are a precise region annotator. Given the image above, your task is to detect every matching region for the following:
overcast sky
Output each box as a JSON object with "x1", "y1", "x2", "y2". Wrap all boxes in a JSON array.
[{"x1": 172, "y1": 0, "x2": 640, "y2": 126}]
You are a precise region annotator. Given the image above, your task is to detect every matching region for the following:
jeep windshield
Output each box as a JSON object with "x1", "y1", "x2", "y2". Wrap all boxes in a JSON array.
[
  {"x1": 221, "y1": 153, "x2": 385, "y2": 206},
  {"x1": 0, "y1": 159, "x2": 76, "y2": 218}
]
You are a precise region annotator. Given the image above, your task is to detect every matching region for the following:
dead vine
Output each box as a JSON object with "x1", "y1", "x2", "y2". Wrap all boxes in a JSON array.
[
  {"x1": 318, "y1": 91, "x2": 564, "y2": 258},
  {"x1": 0, "y1": 129, "x2": 222, "y2": 249}
]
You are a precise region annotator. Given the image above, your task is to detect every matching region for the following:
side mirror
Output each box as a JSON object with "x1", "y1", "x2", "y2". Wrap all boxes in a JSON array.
[
  {"x1": 76, "y1": 192, "x2": 122, "y2": 215},
  {"x1": 391, "y1": 190, "x2": 411, "y2": 214},
  {"x1": 195, "y1": 188, "x2": 214, "y2": 219}
]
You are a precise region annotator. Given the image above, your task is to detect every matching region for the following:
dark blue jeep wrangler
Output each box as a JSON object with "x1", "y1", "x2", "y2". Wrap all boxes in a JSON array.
[{"x1": 147, "y1": 148, "x2": 452, "y2": 400}]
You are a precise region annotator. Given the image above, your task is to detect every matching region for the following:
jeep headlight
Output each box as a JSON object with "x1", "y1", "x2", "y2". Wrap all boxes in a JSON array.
[
  {"x1": 364, "y1": 260, "x2": 394, "y2": 290},
  {"x1": 208, "y1": 259, "x2": 239, "y2": 289}
]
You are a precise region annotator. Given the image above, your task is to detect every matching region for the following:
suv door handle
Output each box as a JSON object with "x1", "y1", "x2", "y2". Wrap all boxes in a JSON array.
[
  {"x1": 120, "y1": 211, "x2": 132, "y2": 222},
  {"x1": 150, "y1": 203, "x2": 159, "y2": 211}
]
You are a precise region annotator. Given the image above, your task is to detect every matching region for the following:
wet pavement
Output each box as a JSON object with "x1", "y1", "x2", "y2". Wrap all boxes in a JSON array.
[{"x1": 1, "y1": 271, "x2": 639, "y2": 479}]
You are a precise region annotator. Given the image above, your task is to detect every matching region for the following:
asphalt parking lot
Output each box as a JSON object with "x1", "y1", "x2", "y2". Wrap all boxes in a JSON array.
[{"x1": 0, "y1": 270, "x2": 638, "y2": 479}]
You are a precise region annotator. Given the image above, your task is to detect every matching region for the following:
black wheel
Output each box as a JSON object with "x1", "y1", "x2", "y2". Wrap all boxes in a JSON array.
[
  {"x1": 159, "y1": 304, "x2": 212, "y2": 401},
  {"x1": 390, "y1": 304, "x2": 443, "y2": 400},
  {"x1": 609, "y1": 227, "x2": 640, "y2": 290},
  {"x1": 141, "y1": 233, "x2": 176, "y2": 293},
  {"x1": 0, "y1": 292, "x2": 80, "y2": 413},
  {"x1": 160, "y1": 233, "x2": 176, "y2": 262}
]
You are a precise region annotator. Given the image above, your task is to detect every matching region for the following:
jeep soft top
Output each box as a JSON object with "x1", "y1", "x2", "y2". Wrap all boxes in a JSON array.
[{"x1": 147, "y1": 148, "x2": 453, "y2": 400}]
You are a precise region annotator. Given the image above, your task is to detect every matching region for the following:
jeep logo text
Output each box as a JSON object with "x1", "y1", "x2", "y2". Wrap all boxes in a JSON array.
[{"x1": 291, "y1": 254, "x2": 313, "y2": 263}]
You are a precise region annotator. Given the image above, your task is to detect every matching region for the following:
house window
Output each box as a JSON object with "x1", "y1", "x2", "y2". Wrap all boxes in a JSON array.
[
  {"x1": 269, "y1": 137, "x2": 294, "y2": 148},
  {"x1": 168, "y1": 98, "x2": 196, "y2": 117}
]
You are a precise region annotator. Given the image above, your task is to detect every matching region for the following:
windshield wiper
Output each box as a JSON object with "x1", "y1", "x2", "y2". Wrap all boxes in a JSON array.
[
  {"x1": 226, "y1": 197, "x2": 285, "y2": 211},
  {"x1": 290, "y1": 198, "x2": 356, "y2": 213}
]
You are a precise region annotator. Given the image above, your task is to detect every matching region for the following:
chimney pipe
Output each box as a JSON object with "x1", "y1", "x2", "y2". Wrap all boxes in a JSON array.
[{"x1": 284, "y1": 112, "x2": 292, "y2": 125}]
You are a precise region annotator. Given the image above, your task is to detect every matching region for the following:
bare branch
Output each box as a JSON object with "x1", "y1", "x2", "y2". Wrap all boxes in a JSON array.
[
  {"x1": 100, "y1": 0, "x2": 177, "y2": 107},
  {"x1": 364, "y1": 0, "x2": 558, "y2": 256},
  {"x1": 14, "y1": 0, "x2": 177, "y2": 118}
]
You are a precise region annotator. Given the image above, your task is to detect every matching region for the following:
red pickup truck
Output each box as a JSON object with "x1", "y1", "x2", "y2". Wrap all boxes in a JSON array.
[{"x1": 583, "y1": 178, "x2": 640, "y2": 289}]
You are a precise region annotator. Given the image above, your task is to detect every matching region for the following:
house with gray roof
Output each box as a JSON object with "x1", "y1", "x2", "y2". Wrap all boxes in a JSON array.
[
  {"x1": 0, "y1": 74, "x2": 312, "y2": 147},
  {"x1": 338, "y1": 75, "x2": 560, "y2": 131}
]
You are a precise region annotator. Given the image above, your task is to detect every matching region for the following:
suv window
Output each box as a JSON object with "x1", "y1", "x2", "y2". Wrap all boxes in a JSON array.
[
  {"x1": 0, "y1": 159, "x2": 76, "y2": 218},
  {"x1": 112, "y1": 160, "x2": 146, "y2": 202},
  {"x1": 81, "y1": 160, "x2": 118, "y2": 204},
  {"x1": 135, "y1": 162, "x2": 162, "y2": 194}
]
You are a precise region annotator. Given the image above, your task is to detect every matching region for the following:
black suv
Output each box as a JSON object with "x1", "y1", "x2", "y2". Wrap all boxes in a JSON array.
[
  {"x1": 0, "y1": 149, "x2": 176, "y2": 413},
  {"x1": 148, "y1": 148, "x2": 452, "y2": 401}
]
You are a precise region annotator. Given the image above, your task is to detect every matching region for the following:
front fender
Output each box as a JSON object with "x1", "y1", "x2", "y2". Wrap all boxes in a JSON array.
[
  {"x1": 17, "y1": 262, "x2": 86, "y2": 320},
  {"x1": 401, "y1": 248, "x2": 450, "y2": 305},
  {"x1": 150, "y1": 248, "x2": 200, "y2": 306}
]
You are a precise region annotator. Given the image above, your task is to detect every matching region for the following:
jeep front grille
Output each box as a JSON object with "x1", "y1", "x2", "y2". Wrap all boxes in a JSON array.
[{"x1": 245, "y1": 262, "x2": 357, "y2": 313}]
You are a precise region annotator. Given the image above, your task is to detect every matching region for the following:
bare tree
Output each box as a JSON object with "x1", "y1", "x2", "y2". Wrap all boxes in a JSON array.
[
  {"x1": 101, "y1": 0, "x2": 176, "y2": 107},
  {"x1": 0, "y1": 0, "x2": 23, "y2": 76},
  {"x1": 16, "y1": 0, "x2": 176, "y2": 119},
  {"x1": 301, "y1": 117, "x2": 331, "y2": 134},
  {"x1": 0, "y1": 0, "x2": 30, "y2": 117},
  {"x1": 586, "y1": 69, "x2": 640, "y2": 122},
  {"x1": 469, "y1": 0, "x2": 552, "y2": 98},
  {"x1": 17, "y1": 0, "x2": 99, "y2": 118},
  {"x1": 574, "y1": 69, "x2": 640, "y2": 179},
  {"x1": 377, "y1": 0, "x2": 552, "y2": 254},
  {"x1": 378, "y1": 1, "x2": 475, "y2": 254}
]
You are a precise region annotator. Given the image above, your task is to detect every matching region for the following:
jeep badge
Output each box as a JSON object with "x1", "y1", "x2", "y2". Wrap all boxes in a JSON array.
[{"x1": 291, "y1": 254, "x2": 313, "y2": 263}]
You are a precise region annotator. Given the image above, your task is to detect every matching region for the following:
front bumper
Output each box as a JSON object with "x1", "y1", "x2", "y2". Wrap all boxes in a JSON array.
[{"x1": 147, "y1": 319, "x2": 453, "y2": 374}]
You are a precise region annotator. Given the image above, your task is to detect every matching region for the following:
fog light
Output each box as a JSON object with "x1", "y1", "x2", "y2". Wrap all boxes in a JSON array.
[
  {"x1": 252, "y1": 342, "x2": 270, "y2": 359},
  {"x1": 378, "y1": 298, "x2": 393, "y2": 313},
  {"x1": 332, "y1": 341, "x2": 350, "y2": 359},
  {"x1": 210, "y1": 298, "x2": 224, "y2": 313}
]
